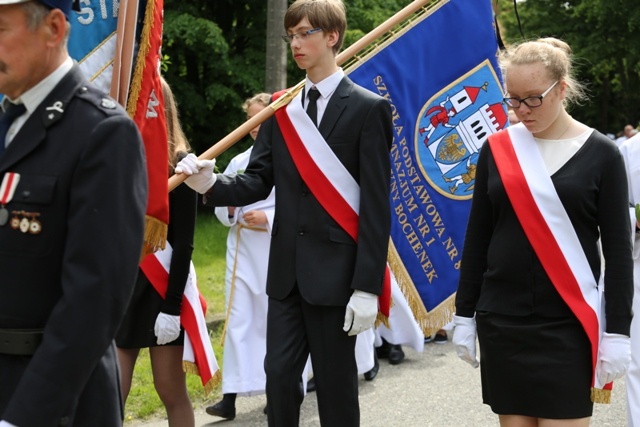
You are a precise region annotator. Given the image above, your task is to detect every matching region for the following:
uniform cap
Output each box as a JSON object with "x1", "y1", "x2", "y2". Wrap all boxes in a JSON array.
[{"x1": 0, "y1": 0, "x2": 80, "y2": 18}]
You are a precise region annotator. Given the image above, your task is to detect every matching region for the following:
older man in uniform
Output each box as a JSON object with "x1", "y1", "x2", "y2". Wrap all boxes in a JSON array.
[{"x1": 0, "y1": 0, "x2": 147, "y2": 426}]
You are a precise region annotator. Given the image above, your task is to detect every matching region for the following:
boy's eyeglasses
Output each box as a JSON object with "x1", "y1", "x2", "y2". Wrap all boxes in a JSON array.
[
  {"x1": 282, "y1": 28, "x2": 323, "y2": 44},
  {"x1": 503, "y1": 81, "x2": 559, "y2": 109}
]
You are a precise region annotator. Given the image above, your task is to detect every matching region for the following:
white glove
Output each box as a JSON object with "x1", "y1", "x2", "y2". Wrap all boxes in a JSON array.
[
  {"x1": 174, "y1": 153, "x2": 217, "y2": 194},
  {"x1": 597, "y1": 332, "x2": 631, "y2": 385},
  {"x1": 343, "y1": 290, "x2": 378, "y2": 336},
  {"x1": 154, "y1": 312, "x2": 181, "y2": 345},
  {"x1": 452, "y1": 314, "x2": 479, "y2": 368},
  {"x1": 0, "y1": 421, "x2": 19, "y2": 427}
]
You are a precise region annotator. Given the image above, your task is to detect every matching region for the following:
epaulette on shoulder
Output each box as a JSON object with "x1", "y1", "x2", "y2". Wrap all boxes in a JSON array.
[{"x1": 74, "y1": 85, "x2": 123, "y2": 116}]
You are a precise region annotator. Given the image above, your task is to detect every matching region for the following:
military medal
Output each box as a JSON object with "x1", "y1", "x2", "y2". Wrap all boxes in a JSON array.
[
  {"x1": 28, "y1": 214, "x2": 42, "y2": 234},
  {"x1": 10, "y1": 211, "x2": 20, "y2": 229},
  {"x1": 19, "y1": 216, "x2": 30, "y2": 233},
  {"x1": 0, "y1": 172, "x2": 20, "y2": 226}
]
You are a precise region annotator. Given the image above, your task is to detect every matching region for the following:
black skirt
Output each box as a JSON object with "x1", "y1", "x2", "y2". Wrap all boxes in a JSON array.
[
  {"x1": 116, "y1": 269, "x2": 184, "y2": 348},
  {"x1": 476, "y1": 311, "x2": 593, "y2": 419}
]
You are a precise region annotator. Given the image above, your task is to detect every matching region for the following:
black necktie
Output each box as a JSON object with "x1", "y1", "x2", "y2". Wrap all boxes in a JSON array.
[
  {"x1": 306, "y1": 87, "x2": 320, "y2": 127},
  {"x1": 0, "y1": 103, "x2": 26, "y2": 158}
]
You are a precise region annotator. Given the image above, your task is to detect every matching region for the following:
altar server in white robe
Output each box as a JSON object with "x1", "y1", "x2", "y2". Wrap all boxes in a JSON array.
[
  {"x1": 207, "y1": 93, "x2": 275, "y2": 420},
  {"x1": 619, "y1": 132, "x2": 640, "y2": 427}
]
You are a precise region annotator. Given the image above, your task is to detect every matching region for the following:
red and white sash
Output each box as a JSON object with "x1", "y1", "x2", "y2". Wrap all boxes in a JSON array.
[
  {"x1": 489, "y1": 124, "x2": 609, "y2": 402},
  {"x1": 140, "y1": 243, "x2": 221, "y2": 393},
  {"x1": 273, "y1": 89, "x2": 391, "y2": 318}
]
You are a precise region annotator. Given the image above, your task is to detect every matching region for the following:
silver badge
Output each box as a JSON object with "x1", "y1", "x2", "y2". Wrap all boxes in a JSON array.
[{"x1": 101, "y1": 98, "x2": 117, "y2": 109}]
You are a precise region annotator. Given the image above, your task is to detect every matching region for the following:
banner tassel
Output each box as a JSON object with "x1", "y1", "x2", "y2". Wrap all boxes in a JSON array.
[{"x1": 590, "y1": 387, "x2": 611, "y2": 404}]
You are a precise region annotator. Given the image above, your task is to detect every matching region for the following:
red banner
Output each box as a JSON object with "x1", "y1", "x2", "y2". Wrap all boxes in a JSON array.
[{"x1": 127, "y1": 0, "x2": 169, "y2": 254}]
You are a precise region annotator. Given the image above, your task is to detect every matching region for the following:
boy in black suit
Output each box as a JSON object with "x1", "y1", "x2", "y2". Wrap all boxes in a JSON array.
[{"x1": 177, "y1": 1, "x2": 392, "y2": 425}]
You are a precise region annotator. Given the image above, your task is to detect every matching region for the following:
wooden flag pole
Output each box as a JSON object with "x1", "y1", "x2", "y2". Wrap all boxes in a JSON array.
[
  {"x1": 110, "y1": 0, "x2": 139, "y2": 107},
  {"x1": 169, "y1": 0, "x2": 432, "y2": 191}
]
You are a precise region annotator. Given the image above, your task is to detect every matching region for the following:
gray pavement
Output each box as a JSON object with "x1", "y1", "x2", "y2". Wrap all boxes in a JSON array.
[{"x1": 129, "y1": 339, "x2": 628, "y2": 426}]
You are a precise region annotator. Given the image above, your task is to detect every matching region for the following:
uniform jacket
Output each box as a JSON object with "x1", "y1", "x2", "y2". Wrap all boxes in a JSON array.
[
  {"x1": 206, "y1": 76, "x2": 393, "y2": 306},
  {"x1": 0, "y1": 65, "x2": 147, "y2": 426}
]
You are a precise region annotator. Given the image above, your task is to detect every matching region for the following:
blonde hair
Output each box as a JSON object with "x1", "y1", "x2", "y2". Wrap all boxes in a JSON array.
[
  {"x1": 242, "y1": 93, "x2": 271, "y2": 114},
  {"x1": 161, "y1": 76, "x2": 191, "y2": 174},
  {"x1": 284, "y1": 0, "x2": 347, "y2": 54},
  {"x1": 499, "y1": 37, "x2": 587, "y2": 107}
]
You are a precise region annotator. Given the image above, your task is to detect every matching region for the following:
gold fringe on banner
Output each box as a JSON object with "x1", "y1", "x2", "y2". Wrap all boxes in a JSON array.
[
  {"x1": 590, "y1": 387, "x2": 611, "y2": 404},
  {"x1": 375, "y1": 309, "x2": 391, "y2": 329},
  {"x1": 387, "y1": 241, "x2": 455, "y2": 337},
  {"x1": 126, "y1": 0, "x2": 155, "y2": 117},
  {"x1": 140, "y1": 215, "x2": 168, "y2": 259},
  {"x1": 183, "y1": 361, "x2": 222, "y2": 395}
]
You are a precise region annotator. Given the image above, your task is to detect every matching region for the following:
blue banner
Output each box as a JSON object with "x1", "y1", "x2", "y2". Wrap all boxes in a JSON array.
[
  {"x1": 68, "y1": 0, "x2": 119, "y2": 93},
  {"x1": 347, "y1": 0, "x2": 506, "y2": 333}
]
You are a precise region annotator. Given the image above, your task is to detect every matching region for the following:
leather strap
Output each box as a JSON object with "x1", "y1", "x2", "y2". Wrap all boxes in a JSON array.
[{"x1": 0, "y1": 328, "x2": 43, "y2": 355}]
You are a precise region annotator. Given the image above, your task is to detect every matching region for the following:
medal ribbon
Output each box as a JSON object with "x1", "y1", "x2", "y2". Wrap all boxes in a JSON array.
[{"x1": 0, "y1": 172, "x2": 20, "y2": 206}]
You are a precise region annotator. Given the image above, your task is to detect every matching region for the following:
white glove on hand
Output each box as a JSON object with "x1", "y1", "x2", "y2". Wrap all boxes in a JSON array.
[
  {"x1": 343, "y1": 290, "x2": 378, "y2": 336},
  {"x1": 597, "y1": 332, "x2": 631, "y2": 385},
  {"x1": 452, "y1": 314, "x2": 480, "y2": 368},
  {"x1": 0, "y1": 421, "x2": 19, "y2": 427},
  {"x1": 154, "y1": 312, "x2": 181, "y2": 345},
  {"x1": 174, "y1": 153, "x2": 217, "y2": 194}
]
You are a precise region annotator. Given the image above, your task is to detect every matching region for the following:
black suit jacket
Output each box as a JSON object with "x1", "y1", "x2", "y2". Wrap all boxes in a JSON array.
[
  {"x1": 0, "y1": 65, "x2": 148, "y2": 426},
  {"x1": 207, "y1": 76, "x2": 392, "y2": 306}
]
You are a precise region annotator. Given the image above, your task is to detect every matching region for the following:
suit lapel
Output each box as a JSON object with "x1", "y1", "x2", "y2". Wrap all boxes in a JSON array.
[
  {"x1": 0, "y1": 66, "x2": 85, "y2": 173},
  {"x1": 318, "y1": 76, "x2": 352, "y2": 139}
]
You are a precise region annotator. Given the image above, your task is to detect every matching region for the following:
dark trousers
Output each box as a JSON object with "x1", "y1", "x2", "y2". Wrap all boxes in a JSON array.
[
  {"x1": 265, "y1": 288, "x2": 359, "y2": 427},
  {"x1": 0, "y1": 343, "x2": 123, "y2": 426}
]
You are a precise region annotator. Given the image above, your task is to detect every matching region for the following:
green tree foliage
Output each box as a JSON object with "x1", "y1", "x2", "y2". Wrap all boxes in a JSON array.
[
  {"x1": 163, "y1": 0, "x2": 269, "y2": 168},
  {"x1": 496, "y1": 0, "x2": 640, "y2": 135}
]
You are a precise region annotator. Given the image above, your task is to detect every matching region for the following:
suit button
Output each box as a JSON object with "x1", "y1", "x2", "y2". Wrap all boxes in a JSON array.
[
  {"x1": 298, "y1": 228, "x2": 305, "y2": 236},
  {"x1": 301, "y1": 189, "x2": 308, "y2": 196},
  {"x1": 22, "y1": 190, "x2": 30, "y2": 198},
  {"x1": 58, "y1": 416, "x2": 69, "y2": 426}
]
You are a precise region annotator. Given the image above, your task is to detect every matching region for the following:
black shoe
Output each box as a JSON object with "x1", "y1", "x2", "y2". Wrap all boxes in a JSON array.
[
  {"x1": 433, "y1": 331, "x2": 448, "y2": 344},
  {"x1": 363, "y1": 351, "x2": 379, "y2": 381},
  {"x1": 307, "y1": 377, "x2": 316, "y2": 392},
  {"x1": 263, "y1": 405, "x2": 268, "y2": 415},
  {"x1": 206, "y1": 400, "x2": 236, "y2": 420},
  {"x1": 375, "y1": 338, "x2": 391, "y2": 359},
  {"x1": 388, "y1": 344, "x2": 405, "y2": 365}
]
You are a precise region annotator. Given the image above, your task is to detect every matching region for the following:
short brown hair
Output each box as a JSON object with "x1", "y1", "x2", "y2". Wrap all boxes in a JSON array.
[{"x1": 284, "y1": 0, "x2": 347, "y2": 54}]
